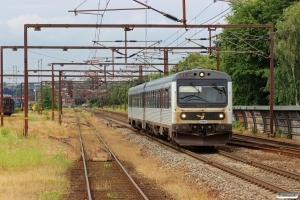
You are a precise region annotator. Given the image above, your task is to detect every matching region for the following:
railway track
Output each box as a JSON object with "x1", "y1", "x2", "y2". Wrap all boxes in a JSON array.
[
  {"x1": 64, "y1": 109, "x2": 149, "y2": 200},
  {"x1": 87, "y1": 108, "x2": 300, "y2": 197},
  {"x1": 229, "y1": 133, "x2": 300, "y2": 158}
]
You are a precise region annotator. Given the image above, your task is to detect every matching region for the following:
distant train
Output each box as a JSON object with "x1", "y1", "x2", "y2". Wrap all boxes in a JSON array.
[
  {"x1": 12, "y1": 98, "x2": 24, "y2": 108},
  {"x1": 3, "y1": 96, "x2": 15, "y2": 116},
  {"x1": 128, "y1": 67, "x2": 232, "y2": 146}
]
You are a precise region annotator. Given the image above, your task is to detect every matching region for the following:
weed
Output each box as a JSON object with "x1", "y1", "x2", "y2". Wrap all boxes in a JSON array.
[
  {"x1": 44, "y1": 112, "x2": 50, "y2": 120},
  {"x1": 39, "y1": 189, "x2": 65, "y2": 200},
  {"x1": 107, "y1": 192, "x2": 119, "y2": 198},
  {"x1": 0, "y1": 128, "x2": 10, "y2": 137},
  {"x1": 88, "y1": 173, "x2": 92, "y2": 178},
  {"x1": 104, "y1": 162, "x2": 112, "y2": 169},
  {"x1": 233, "y1": 121, "x2": 244, "y2": 133},
  {"x1": 251, "y1": 126, "x2": 257, "y2": 134},
  {"x1": 275, "y1": 128, "x2": 282, "y2": 138},
  {"x1": 52, "y1": 148, "x2": 72, "y2": 169}
]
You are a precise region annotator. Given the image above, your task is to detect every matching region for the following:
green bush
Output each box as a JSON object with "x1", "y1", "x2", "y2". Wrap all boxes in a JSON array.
[{"x1": 14, "y1": 107, "x2": 21, "y2": 113}]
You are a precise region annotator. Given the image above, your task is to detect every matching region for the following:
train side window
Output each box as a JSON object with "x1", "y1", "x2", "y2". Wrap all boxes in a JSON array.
[
  {"x1": 158, "y1": 90, "x2": 160, "y2": 108},
  {"x1": 147, "y1": 92, "x2": 150, "y2": 108},
  {"x1": 161, "y1": 89, "x2": 164, "y2": 108},
  {"x1": 152, "y1": 90, "x2": 154, "y2": 108},
  {"x1": 153, "y1": 90, "x2": 156, "y2": 108},
  {"x1": 156, "y1": 90, "x2": 159, "y2": 108},
  {"x1": 141, "y1": 93, "x2": 143, "y2": 108},
  {"x1": 168, "y1": 88, "x2": 171, "y2": 108},
  {"x1": 144, "y1": 93, "x2": 146, "y2": 107},
  {"x1": 164, "y1": 89, "x2": 168, "y2": 108}
]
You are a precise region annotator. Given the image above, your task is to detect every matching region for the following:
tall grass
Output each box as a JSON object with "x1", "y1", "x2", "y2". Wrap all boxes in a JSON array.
[
  {"x1": 0, "y1": 128, "x2": 42, "y2": 171},
  {"x1": 0, "y1": 125, "x2": 73, "y2": 199}
]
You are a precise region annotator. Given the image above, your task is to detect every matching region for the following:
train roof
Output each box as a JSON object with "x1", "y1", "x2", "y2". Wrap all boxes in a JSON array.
[{"x1": 129, "y1": 68, "x2": 231, "y2": 93}]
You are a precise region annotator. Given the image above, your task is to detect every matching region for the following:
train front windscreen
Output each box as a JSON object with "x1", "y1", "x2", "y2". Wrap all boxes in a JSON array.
[{"x1": 177, "y1": 79, "x2": 227, "y2": 108}]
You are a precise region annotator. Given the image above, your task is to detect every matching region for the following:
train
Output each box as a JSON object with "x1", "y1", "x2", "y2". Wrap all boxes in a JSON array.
[
  {"x1": 128, "y1": 67, "x2": 232, "y2": 146},
  {"x1": 3, "y1": 96, "x2": 15, "y2": 116}
]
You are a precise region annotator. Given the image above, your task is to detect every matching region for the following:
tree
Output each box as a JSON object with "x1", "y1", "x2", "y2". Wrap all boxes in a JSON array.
[
  {"x1": 41, "y1": 85, "x2": 57, "y2": 109},
  {"x1": 274, "y1": 2, "x2": 300, "y2": 105},
  {"x1": 220, "y1": 0, "x2": 298, "y2": 105},
  {"x1": 170, "y1": 53, "x2": 216, "y2": 75}
]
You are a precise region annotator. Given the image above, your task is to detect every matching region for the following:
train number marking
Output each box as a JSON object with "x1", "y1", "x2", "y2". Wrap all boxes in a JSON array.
[
  {"x1": 199, "y1": 120, "x2": 207, "y2": 124},
  {"x1": 179, "y1": 72, "x2": 195, "y2": 79}
]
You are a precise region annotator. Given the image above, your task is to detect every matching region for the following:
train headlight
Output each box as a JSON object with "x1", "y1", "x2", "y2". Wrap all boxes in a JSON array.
[
  {"x1": 180, "y1": 113, "x2": 187, "y2": 119},
  {"x1": 199, "y1": 72, "x2": 205, "y2": 77},
  {"x1": 218, "y1": 113, "x2": 225, "y2": 119}
]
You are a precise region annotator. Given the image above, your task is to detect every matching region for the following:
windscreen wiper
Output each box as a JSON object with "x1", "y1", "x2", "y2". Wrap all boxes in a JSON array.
[
  {"x1": 211, "y1": 82, "x2": 226, "y2": 95},
  {"x1": 180, "y1": 93, "x2": 208, "y2": 102}
]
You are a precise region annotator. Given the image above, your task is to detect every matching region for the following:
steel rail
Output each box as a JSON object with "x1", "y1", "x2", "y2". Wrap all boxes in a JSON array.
[
  {"x1": 74, "y1": 109, "x2": 92, "y2": 200},
  {"x1": 80, "y1": 110, "x2": 149, "y2": 200},
  {"x1": 228, "y1": 139, "x2": 300, "y2": 158},
  {"x1": 218, "y1": 150, "x2": 300, "y2": 181},
  {"x1": 233, "y1": 133, "x2": 300, "y2": 148}
]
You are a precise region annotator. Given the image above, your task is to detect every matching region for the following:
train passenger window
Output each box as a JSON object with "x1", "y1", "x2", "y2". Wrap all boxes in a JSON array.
[
  {"x1": 147, "y1": 92, "x2": 149, "y2": 107},
  {"x1": 157, "y1": 90, "x2": 160, "y2": 108},
  {"x1": 152, "y1": 90, "x2": 154, "y2": 108},
  {"x1": 164, "y1": 89, "x2": 169, "y2": 108},
  {"x1": 168, "y1": 89, "x2": 171, "y2": 108},
  {"x1": 161, "y1": 89, "x2": 164, "y2": 108}
]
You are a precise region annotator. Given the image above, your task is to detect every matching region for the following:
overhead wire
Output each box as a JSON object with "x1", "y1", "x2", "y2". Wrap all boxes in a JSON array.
[
  {"x1": 168, "y1": 7, "x2": 232, "y2": 48},
  {"x1": 87, "y1": 0, "x2": 111, "y2": 61},
  {"x1": 28, "y1": 50, "x2": 73, "y2": 62},
  {"x1": 74, "y1": 0, "x2": 88, "y2": 10},
  {"x1": 162, "y1": 2, "x2": 214, "y2": 44}
]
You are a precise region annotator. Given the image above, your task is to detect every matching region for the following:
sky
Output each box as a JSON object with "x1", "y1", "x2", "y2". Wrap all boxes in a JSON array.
[{"x1": 0, "y1": 0, "x2": 231, "y2": 84}]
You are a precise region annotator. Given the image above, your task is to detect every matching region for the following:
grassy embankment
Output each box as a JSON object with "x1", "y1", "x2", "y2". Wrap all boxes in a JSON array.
[{"x1": 0, "y1": 109, "x2": 78, "y2": 200}]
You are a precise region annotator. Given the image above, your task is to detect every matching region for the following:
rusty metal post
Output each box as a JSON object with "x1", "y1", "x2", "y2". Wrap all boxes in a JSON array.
[
  {"x1": 24, "y1": 25, "x2": 28, "y2": 136},
  {"x1": 40, "y1": 81, "x2": 43, "y2": 114},
  {"x1": 112, "y1": 50, "x2": 114, "y2": 78},
  {"x1": 119, "y1": 87, "x2": 121, "y2": 109},
  {"x1": 182, "y1": 0, "x2": 187, "y2": 28},
  {"x1": 164, "y1": 49, "x2": 169, "y2": 76},
  {"x1": 125, "y1": 29, "x2": 127, "y2": 64},
  {"x1": 269, "y1": 25, "x2": 274, "y2": 137},
  {"x1": 216, "y1": 49, "x2": 220, "y2": 71},
  {"x1": 58, "y1": 70, "x2": 62, "y2": 125},
  {"x1": 52, "y1": 64, "x2": 55, "y2": 120},
  {"x1": 104, "y1": 65, "x2": 107, "y2": 83},
  {"x1": 139, "y1": 66, "x2": 143, "y2": 83},
  {"x1": 124, "y1": 85, "x2": 126, "y2": 110},
  {"x1": 209, "y1": 29, "x2": 212, "y2": 55},
  {"x1": 0, "y1": 46, "x2": 3, "y2": 127},
  {"x1": 20, "y1": 83, "x2": 23, "y2": 110},
  {"x1": 112, "y1": 86, "x2": 114, "y2": 110}
]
